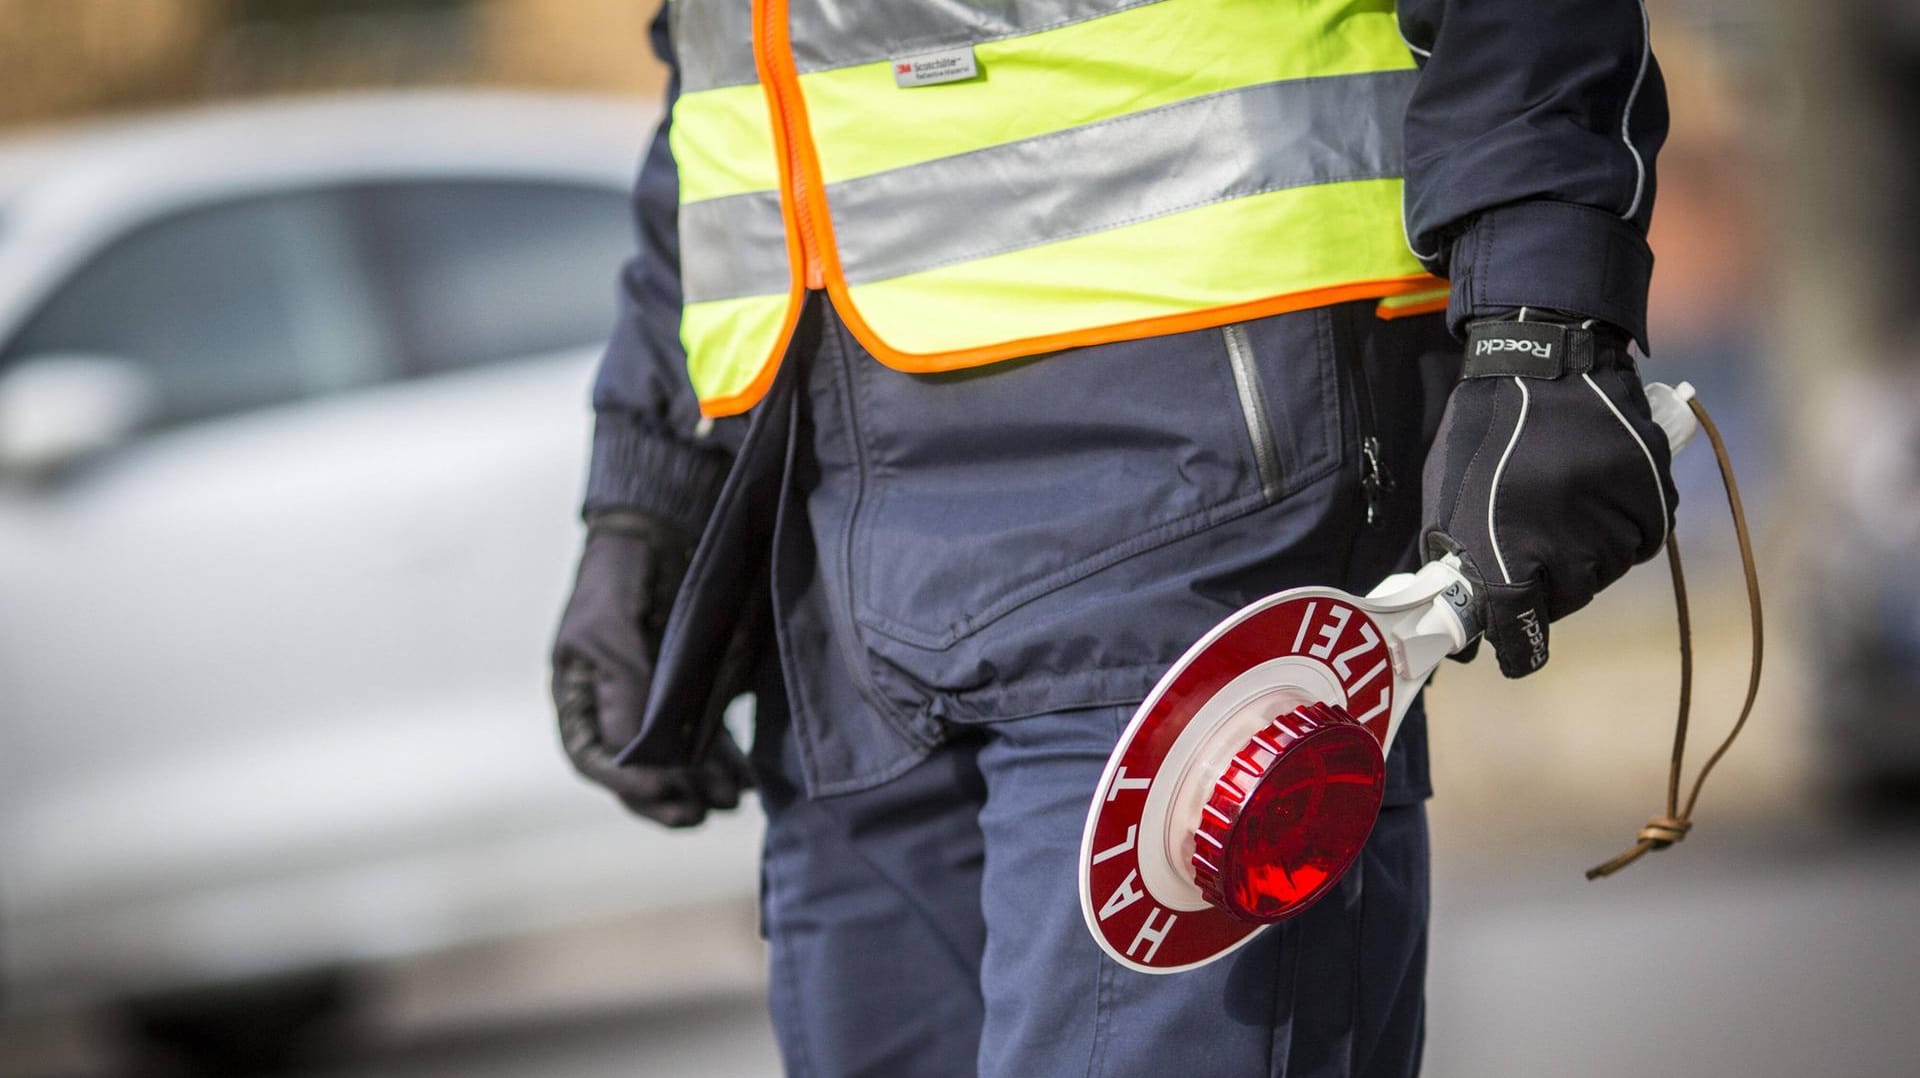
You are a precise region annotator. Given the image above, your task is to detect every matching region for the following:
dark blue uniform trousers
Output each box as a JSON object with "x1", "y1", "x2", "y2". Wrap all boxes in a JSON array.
[
  {"x1": 752, "y1": 693, "x2": 1429, "y2": 1078},
  {"x1": 740, "y1": 299, "x2": 1458, "y2": 1077}
]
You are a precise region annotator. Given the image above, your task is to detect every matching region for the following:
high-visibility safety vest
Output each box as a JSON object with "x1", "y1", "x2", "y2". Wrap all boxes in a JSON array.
[{"x1": 670, "y1": 0, "x2": 1449, "y2": 417}]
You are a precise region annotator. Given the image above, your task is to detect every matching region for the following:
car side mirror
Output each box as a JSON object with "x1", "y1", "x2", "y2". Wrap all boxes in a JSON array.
[{"x1": 0, "y1": 353, "x2": 157, "y2": 480}]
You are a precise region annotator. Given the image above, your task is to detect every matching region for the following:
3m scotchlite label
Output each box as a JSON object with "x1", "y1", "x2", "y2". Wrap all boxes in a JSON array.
[
  {"x1": 794, "y1": 0, "x2": 1170, "y2": 77},
  {"x1": 675, "y1": 0, "x2": 1173, "y2": 91},
  {"x1": 892, "y1": 45, "x2": 979, "y2": 87}
]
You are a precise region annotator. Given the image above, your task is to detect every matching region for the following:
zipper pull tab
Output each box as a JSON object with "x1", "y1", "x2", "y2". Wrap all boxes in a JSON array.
[{"x1": 1360, "y1": 436, "x2": 1395, "y2": 528}]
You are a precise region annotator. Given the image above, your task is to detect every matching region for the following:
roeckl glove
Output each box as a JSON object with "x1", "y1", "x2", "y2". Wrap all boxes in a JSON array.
[
  {"x1": 1421, "y1": 315, "x2": 1679, "y2": 678},
  {"x1": 550, "y1": 509, "x2": 751, "y2": 826}
]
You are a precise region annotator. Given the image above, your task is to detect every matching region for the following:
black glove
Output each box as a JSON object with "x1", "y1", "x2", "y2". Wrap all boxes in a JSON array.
[
  {"x1": 1421, "y1": 315, "x2": 1679, "y2": 678},
  {"x1": 551, "y1": 510, "x2": 751, "y2": 826}
]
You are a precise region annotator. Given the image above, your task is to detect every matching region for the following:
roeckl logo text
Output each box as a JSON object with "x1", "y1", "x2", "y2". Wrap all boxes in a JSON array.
[
  {"x1": 1475, "y1": 337, "x2": 1555, "y2": 360},
  {"x1": 1516, "y1": 607, "x2": 1547, "y2": 668}
]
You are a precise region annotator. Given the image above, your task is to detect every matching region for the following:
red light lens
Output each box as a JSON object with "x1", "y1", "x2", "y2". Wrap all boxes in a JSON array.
[{"x1": 1194, "y1": 704, "x2": 1385, "y2": 923}]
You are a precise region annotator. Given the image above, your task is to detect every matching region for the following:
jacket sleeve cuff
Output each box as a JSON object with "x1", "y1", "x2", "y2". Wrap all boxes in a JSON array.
[
  {"x1": 1444, "y1": 201, "x2": 1655, "y2": 353},
  {"x1": 583, "y1": 413, "x2": 731, "y2": 533}
]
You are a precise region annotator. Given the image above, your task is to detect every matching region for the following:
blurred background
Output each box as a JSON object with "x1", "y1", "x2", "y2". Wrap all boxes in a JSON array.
[{"x1": 0, "y1": 1, "x2": 1915, "y2": 1075}]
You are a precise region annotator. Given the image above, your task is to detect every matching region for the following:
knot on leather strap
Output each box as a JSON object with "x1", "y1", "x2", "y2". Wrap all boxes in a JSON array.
[
  {"x1": 1637, "y1": 816, "x2": 1691, "y2": 847},
  {"x1": 1584, "y1": 816, "x2": 1692, "y2": 880}
]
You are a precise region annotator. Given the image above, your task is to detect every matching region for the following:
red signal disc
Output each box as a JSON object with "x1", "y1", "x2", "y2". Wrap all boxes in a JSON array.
[{"x1": 1080, "y1": 592, "x2": 1394, "y2": 972}]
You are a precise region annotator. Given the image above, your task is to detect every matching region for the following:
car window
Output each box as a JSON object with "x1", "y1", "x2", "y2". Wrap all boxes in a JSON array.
[
  {"x1": 1, "y1": 190, "x2": 395, "y2": 428},
  {"x1": 361, "y1": 180, "x2": 630, "y2": 374}
]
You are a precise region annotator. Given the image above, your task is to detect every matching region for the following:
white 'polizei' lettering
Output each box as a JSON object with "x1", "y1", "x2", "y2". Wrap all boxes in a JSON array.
[
  {"x1": 1307, "y1": 604, "x2": 1353, "y2": 660},
  {"x1": 1346, "y1": 657, "x2": 1388, "y2": 695},
  {"x1": 1329, "y1": 621, "x2": 1381, "y2": 678},
  {"x1": 1291, "y1": 601, "x2": 1318, "y2": 652},
  {"x1": 1352, "y1": 685, "x2": 1390, "y2": 725}
]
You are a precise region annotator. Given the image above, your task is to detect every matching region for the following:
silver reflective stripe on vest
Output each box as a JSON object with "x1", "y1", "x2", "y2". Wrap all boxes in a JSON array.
[
  {"x1": 680, "y1": 191, "x2": 790, "y2": 303},
  {"x1": 672, "y1": 0, "x2": 759, "y2": 93},
  {"x1": 678, "y1": 69, "x2": 1414, "y2": 304},
  {"x1": 831, "y1": 70, "x2": 1413, "y2": 286},
  {"x1": 678, "y1": 0, "x2": 1174, "y2": 90},
  {"x1": 789, "y1": 0, "x2": 1171, "y2": 76}
]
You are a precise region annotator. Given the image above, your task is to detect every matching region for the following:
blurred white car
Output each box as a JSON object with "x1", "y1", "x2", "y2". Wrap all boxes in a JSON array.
[{"x1": 0, "y1": 93, "x2": 760, "y2": 1028}]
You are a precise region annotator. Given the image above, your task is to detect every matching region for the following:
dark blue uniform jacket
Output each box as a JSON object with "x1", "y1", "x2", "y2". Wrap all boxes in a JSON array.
[{"x1": 580, "y1": 1, "x2": 1668, "y2": 801}]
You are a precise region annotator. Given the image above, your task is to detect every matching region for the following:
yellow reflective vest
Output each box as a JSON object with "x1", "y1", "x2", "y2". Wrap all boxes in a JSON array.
[{"x1": 670, "y1": 0, "x2": 1449, "y2": 416}]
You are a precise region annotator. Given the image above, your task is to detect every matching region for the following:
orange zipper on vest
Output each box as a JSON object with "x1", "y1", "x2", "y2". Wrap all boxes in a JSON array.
[{"x1": 755, "y1": 0, "x2": 825, "y2": 289}]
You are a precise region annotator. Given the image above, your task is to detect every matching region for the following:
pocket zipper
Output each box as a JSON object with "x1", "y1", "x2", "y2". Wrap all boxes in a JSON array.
[
  {"x1": 1223, "y1": 324, "x2": 1284, "y2": 502},
  {"x1": 1359, "y1": 434, "x2": 1393, "y2": 528},
  {"x1": 1342, "y1": 313, "x2": 1394, "y2": 527}
]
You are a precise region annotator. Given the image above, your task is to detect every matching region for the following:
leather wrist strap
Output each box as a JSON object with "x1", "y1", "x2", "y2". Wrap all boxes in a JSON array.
[{"x1": 1586, "y1": 398, "x2": 1764, "y2": 880}]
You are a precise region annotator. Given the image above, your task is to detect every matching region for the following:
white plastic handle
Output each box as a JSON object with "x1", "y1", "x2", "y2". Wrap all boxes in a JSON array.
[{"x1": 1646, "y1": 380, "x2": 1698, "y2": 456}]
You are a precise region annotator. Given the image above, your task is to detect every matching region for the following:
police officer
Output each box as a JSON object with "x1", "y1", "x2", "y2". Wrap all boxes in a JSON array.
[{"x1": 552, "y1": 2, "x2": 1676, "y2": 1075}]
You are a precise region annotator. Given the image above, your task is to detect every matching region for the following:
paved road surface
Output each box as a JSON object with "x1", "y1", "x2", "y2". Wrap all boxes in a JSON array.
[
  {"x1": 280, "y1": 827, "x2": 1920, "y2": 1078},
  {"x1": 9, "y1": 823, "x2": 1913, "y2": 1076},
  {"x1": 1425, "y1": 830, "x2": 1920, "y2": 1078}
]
